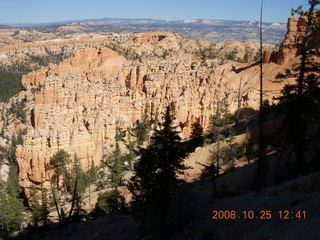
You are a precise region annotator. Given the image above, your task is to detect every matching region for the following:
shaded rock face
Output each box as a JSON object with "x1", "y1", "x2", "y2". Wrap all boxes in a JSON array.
[{"x1": 0, "y1": 31, "x2": 289, "y2": 196}]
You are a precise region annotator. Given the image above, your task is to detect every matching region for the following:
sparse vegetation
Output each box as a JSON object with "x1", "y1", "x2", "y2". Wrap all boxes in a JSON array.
[
  {"x1": 25, "y1": 47, "x2": 71, "y2": 68},
  {"x1": 196, "y1": 45, "x2": 218, "y2": 63},
  {"x1": 105, "y1": 43, "x2": 142, "y2": 60},
  {"x1": 225, "y1": 49, "x2": 238, "y2": 61},
  {"x1": 8, "y1": 98, "x2": 27, "y2": 123},
  {"x1": 0, "y1": 62, "x2": 30, "y2": 102},
  {"x1": 196, "y1": 44, "x2": 257, "y2": 64},
  {"x1": 0, "y1": 48, "x2": 72, "y2": 102},
  {"x1": 31, "y1": 84, "x2": 44, "y2": 95}
]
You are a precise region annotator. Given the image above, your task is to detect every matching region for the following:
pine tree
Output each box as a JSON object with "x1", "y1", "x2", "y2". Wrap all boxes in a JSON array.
[
  {"x1": 85, "y1": 159, "x2": 98, "y2": 211},
  {"x1": 190, "y1": 121, "x2": 203, "y2": 138},
  {"x1": 30, "y1": 186, "x2": 41, "y2": 226},
  {"x1": 207, "y1": 96, "x2": 234, "y2": 195},
  {"x1": 128, "y1": 105, "x2": 186, "y2": 236},
  {"x1": 0, "y1": 181, "x2": 25, "y2": 234},
  {"x1": 30, "y1": 186, "x2": 49, "y2": 226},
  {"x1": 39, "y1": 188, "x2": 49, "y2": 225},
  {"x1": 0, "y1": 134, "x2": 25, "y2": 233},
  {"x1": 47, "y1": 149, "x2": 76, "y2": 223},
  {"x1": 69, "y1": 154, "x2": 86, "y2": 219},
  {"x1": 101, "y1": 142, "x2": 126, "y2": 189},
  {"x1": 97, "y1": 132, "x2": 128, "y2": 215},
  {"x1": 86, "y1": 159, "x2": 98, "y2": 184},
  {"x1": 0, "y1": 163, "x2": 25, "y2": 234},
  {"x1": 49, "y1": 149, "x2": 71, "y2": 191},
  {"x1": 276, "y1": 1, "x2": 320, "y2": 173},
  {"x1": 71, "y1": 154, "x2": 86, "y2": 196}
]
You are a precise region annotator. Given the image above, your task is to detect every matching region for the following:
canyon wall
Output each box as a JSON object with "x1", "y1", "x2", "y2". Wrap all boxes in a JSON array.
[{"x1": 0, "y1": 15, "x2": 304, "y2": 196}]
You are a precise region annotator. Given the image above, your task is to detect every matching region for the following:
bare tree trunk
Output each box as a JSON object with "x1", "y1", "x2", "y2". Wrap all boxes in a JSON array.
[
  {"x1": 49, "y1": 172, "x2": 62, "y2": 223},
  {"x1": 68, "y1": 175, "x2": 78, "y2": 220},
  {"x1": 245, "y1": 121, "x2": 250, "y2": 165},
  {"x1": 257, "y1": 0, "x2": 268, "y2": 188},
  {"x1": 89, "y1": 184, "x2": 91, "y2": 209},
  {"x1": 235, "y1": 77, "x2": 243, "y2": 125},
  {"x1": 63, "y1": 170, "x2": 68, "y2": 197},
  {"x1": 215, "y1": 140, "x2": 220, "y2": 196},
  {"x1": 212, "y1": 167, "x2": 217, "y2": 196}
]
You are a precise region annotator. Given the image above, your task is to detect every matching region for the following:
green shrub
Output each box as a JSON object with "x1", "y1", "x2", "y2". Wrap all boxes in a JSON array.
[
  {"x1": 191, "y1": 122, "x2": 203, "y2": 138},
  {"x1": 226, "y1": 49, "x2": 238, "y2": 61},
  {"x1": 95, "y1": 190, "x2": 125, "y2": 214}
]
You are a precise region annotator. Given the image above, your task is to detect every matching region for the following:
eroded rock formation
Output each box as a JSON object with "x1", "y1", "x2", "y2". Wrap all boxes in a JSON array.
[
  {"x1": 264, "y1": 13, "x2": 320, "y2": 64},
  {"x1": 0, "y1": 29, "x2": 297, "y2": 197}
]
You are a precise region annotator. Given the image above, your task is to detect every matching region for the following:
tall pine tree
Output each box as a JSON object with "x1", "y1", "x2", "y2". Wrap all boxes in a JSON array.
[
  {"x1": 0, "y1": 164, "x2": 25, "y2": 234},
  {"x1": 128, "y1": 105, "x2": 186, "y2": 237},
  {"x1": 206, "y1": 96, "x2": 236, "y2": 195},
  {"x1": 276, "y1": 0, "x2": 320, "y2": 173}
]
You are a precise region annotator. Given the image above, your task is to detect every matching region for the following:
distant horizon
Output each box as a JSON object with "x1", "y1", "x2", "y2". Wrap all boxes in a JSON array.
[
  {"x1": 2, "y1": 16, "x2": 289, "y2": 27},
  {"x1": 0, "y1": 0, "x2": 307, "y2": 25}
]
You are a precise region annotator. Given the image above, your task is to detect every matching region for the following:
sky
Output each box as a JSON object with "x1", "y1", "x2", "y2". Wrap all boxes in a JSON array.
[{"x1": 0, "y1": 0, "x2": 309, "y2": 24}]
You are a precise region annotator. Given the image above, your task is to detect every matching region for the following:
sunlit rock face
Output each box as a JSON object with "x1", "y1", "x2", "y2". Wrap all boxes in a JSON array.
[{"x1": 264, "y1": 14, "x2": 320, "y2": 64}]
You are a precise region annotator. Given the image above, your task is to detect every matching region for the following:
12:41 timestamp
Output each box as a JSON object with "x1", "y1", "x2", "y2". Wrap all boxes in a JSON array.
[
  {"x1": 211, "y1": 210, "x2": 308, "y2": 220},
  {"x1": 278, "y1": 210, "x2": 307, "y2": 220}
]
